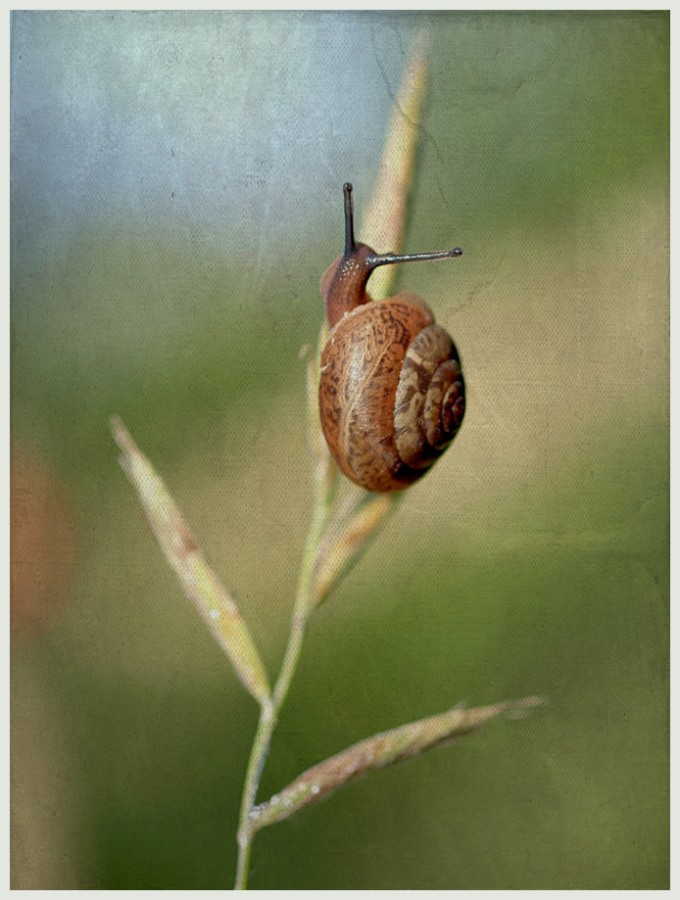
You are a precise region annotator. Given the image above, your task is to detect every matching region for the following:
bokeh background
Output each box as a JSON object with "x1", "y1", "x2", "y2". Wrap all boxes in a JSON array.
[{"x1": 10, "y1": 10, "x2": 668, "y2": 890}]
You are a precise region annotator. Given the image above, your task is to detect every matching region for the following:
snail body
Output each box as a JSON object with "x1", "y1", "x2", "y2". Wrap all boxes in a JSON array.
[{"x1": 318, "y1": 184, "x2": 465, "y2": 493}]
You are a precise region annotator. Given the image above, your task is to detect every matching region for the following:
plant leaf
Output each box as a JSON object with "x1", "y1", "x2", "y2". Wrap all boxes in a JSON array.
[
  {"x1": 110, "y1": 416, "x2": 271, "y2": 706},
  {"x1": 248, "y1": 695, "x2": 546, "y2": 834},
  {"x1": 312, "y1": 493, "x2": 395, "y2": 606},
  {"x1": 361, "y1": 28, "x2": 431, "y2": 301}
]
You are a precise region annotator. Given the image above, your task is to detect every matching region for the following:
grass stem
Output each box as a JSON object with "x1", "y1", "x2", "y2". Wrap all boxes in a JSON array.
[{"x1": 233, "y1": 476, "x2": 333, "y2": 889}]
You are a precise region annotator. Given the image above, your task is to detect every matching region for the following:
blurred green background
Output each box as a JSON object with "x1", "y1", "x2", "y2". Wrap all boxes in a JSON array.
[{"x1": 10, "y1": 10, "x2": 668, "y2": 890}]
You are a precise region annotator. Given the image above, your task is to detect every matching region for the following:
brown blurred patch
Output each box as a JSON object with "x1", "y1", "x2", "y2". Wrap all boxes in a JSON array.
[{"x1": 10, "y1": 441, "x2": 79, "y2": 635}]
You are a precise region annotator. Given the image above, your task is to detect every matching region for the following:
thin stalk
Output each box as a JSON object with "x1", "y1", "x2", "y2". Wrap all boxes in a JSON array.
[
  {"x1": 233, "y1": 701, "x2": 274, "y2": 890},
  {"x1": 233, "y1": 33, "x2": 429, "y2": 885},
  {"x1": 234, "y1": 479, "x2": 333, "y2": 890}
]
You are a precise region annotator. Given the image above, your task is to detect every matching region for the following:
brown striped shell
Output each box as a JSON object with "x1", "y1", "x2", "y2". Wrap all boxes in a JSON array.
[{"x1": 318, "y1": 290, "x2": 465, "y2": 493}]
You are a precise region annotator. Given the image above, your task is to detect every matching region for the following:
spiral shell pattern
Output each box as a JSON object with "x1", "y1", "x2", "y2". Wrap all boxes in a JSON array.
[
  {"x1": 394, "y1": 324, "x2": 465, "y2": 469},
  {"x1": 318, "y1": 292, "x2": 465, "y2": 492}
]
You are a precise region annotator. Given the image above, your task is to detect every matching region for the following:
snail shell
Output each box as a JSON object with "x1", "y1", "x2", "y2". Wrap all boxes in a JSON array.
[{"x1": 319, "y1": 293, "x2": 465, "y2": 493}]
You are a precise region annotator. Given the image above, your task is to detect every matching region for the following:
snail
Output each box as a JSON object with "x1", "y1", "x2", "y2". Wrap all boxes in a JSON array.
[{"x1": 318, "y1": 183, "x2": 465, "y2": 493}]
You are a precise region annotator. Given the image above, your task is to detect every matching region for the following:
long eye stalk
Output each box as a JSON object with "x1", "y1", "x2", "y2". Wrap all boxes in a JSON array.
[
  {"x1": 342, "y1": 182, "x2": 462, "y2": 268},
  {"x1": 343, "y1": 182, "x2": 356, "y2": 257},
  {"x1": 366, "y1": 247, "x2": 463, "y2": 269}
]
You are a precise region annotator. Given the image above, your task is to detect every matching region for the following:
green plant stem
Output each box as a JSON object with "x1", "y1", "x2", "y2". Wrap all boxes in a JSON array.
[{"x1": 234, "y1": 480, "x2": 333, "y2": 890}]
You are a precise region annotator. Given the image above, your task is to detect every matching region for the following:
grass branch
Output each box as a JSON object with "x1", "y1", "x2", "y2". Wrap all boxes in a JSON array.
[{"x1": 112, "y1": 30, "x2": 543, "y2": 892}]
